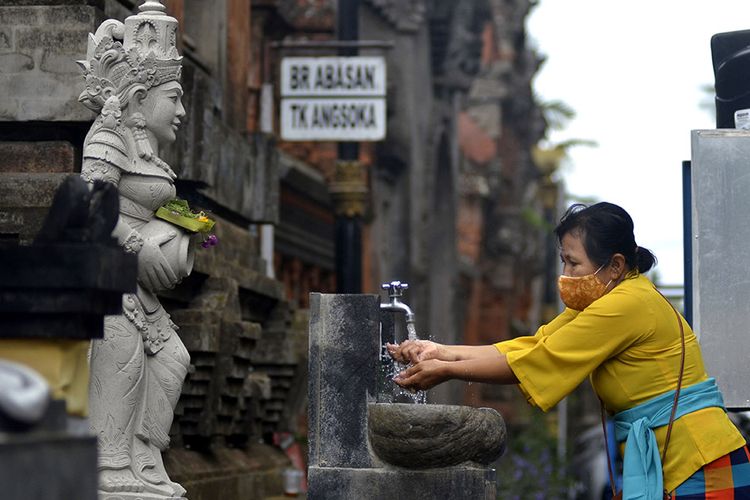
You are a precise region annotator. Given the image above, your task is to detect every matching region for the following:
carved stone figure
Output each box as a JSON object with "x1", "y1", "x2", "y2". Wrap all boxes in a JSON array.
[
  {"x1": 77, "y1": 2, "x2": 192, "y2": 497},
  {"x1": 364, "y1": 0, "x2": 426, "y2": 33}
]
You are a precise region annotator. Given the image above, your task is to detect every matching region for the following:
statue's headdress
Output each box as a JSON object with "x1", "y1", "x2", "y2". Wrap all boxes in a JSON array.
[{"x1": 77, "y1": 0, "x2": 182, "y2": 112}]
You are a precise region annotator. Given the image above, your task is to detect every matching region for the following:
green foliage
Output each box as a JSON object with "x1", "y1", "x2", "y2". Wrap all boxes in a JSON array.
[
  {"x1": 496, "y1": 413, "x2": 572, "y2": 499},
  {"x1": 539, "y1": 98, "x2": 577, "y2": 131},
  {"x1": 161, "y1": 198, "x2": 210, "y2": 221},
  {"x1": 533, "y1": 95, "x2": 598, "y2": 175},
  {"x1": 155, "y1": 198, "x2": 215, "y2": 235},
  {"x1": 553, "y1": 138, "x2": 598, "y2": 150}
]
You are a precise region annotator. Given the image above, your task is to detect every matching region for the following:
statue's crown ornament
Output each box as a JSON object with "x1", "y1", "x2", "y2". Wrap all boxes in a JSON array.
[{"x1": 77, "y1": 0, "x2": 182, "y2": 112}]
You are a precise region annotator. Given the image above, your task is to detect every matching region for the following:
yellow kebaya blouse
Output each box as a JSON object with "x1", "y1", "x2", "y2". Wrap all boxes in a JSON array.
[{"x1": 494, "y1": 273, "x2": 745, "y2": 492}]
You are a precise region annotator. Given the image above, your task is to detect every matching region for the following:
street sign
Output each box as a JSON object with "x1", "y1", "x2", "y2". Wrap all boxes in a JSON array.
[
  {"x1": 281, "y1": 57, "x2": 386, "y2": 97},
  {"x1": 280, "y1": 98, "x2": 385, "y2": 141},
  {"x1": 280, "y1": 56, "x2": 386, "y2": 141}
]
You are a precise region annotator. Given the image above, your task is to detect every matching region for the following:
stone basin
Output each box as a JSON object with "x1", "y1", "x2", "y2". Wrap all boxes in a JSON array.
[{"x1": 367, "y1": 403, "x2": 506, "y2": 469}]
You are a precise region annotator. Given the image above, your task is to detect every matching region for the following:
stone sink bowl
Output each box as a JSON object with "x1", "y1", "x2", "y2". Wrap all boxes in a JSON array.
[{"x1": 367, "y1": 403, "x2": 507, "y2": 469}]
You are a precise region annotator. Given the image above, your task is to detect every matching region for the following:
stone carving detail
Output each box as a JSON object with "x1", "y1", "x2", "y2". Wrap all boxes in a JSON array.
[
  {"x1": 364, "y1": 0, "x2": 426, "y2": 33},
  {"x1": 276, "y1": 0, "x2": 335, "y2": 32},
  {"x1": 441, "y1": 0, "x2": 490, "y2": 88},
  {"x1": 78, "y1": 2, "x2": 191, "y2": 498}
]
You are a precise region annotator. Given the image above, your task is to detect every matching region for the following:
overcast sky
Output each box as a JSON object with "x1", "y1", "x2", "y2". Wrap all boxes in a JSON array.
[{"x1": 527, "y1": 1, "x2": 750, "y2": 286}]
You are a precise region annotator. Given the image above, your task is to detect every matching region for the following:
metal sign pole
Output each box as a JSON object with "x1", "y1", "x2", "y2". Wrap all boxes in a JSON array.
[
  {"x1": 334, "y1": 0, "x2": 363, "y2": 293},
  {"x1": 272, "y1": 16, "x2": 392, "y2": 295},
  {"x1": 682, "y1": 160, "x2": 692, "y2": 326}
]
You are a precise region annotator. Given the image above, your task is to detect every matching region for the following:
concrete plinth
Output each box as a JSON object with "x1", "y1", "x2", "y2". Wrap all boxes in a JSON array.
[
  {"x1": 99, "y1": 493, "x2": 186, "y2": 500},
  {"x1": 308, "y1": 293, "x2": 380, "y2": 470},
  {"x1": 0, "y1": 433, "x2": 98, "y2": 500},
  {"x1": 308, "y1": 465, "x2": 496, "y2": 500}
]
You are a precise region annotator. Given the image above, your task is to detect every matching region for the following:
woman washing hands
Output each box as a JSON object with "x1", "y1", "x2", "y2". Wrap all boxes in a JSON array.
[
  {"x1": 387, "y1": 202, "x2": 749, "y2": 499},
  {"x1": 386, "y1": 339, "x2": 518, "y2": 389}
]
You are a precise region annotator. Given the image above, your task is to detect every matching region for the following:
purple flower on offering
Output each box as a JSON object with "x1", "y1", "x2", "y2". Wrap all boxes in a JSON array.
[{"x1": 201, "y1": 234, "x2": 218, "y2": 249}]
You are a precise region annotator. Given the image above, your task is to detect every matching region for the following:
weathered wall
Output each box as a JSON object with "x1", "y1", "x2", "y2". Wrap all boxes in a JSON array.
[
  {"x1": 0, "y1": 1, "x2": 306, "y2": 498},
  {"x1": 436, "y1": 0, "x2": 552, "y2": 422},
  {"x1": 359, "y1": 0, "x2": 553, "y2": 411},
  {"x1": 1, "y1": 0, "x2": 559, "y2": 495},
  {"x1": 0, "y1": 1, "x2": 97, "y2": 244},
  {"x1": 359, "y1": 0, "x2": 466, "y2": 404},
  {"x1": 0, "y1": 2, "x2": 101, "y2": 122}
]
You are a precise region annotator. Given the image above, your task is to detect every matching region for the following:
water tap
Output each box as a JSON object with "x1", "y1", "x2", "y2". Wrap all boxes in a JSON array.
[{"x1": 380, "y1": 281, "x2": 417, "y2": 340}]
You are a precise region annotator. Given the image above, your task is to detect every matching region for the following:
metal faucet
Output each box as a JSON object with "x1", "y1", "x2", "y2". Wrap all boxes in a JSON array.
[{"x1": 380, "y1": 281, "x2": 417, "y2": 340}]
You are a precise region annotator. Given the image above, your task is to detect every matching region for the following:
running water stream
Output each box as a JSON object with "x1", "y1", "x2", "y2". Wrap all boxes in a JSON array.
[
  {"x1": 406, "y1": 322, "x2": 417, "y2": 341},
  {"x1": 378, "y1": 323, "x2": 426, "y2": 404}
]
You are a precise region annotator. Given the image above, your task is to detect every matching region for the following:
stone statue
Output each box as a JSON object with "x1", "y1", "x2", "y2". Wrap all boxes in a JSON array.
[{"x1": 77, "y1": 1, "x2": 193, "y2": 497}]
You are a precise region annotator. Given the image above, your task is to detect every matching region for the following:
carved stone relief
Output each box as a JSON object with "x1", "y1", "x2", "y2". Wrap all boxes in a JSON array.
[
  {"x1": 276, "y1": 0, "x2": 335, "y2": 32},
  {"x1": 78, "y1": 1, "x2": 192, "y2": 498},
  {"x1": 364, "y1": 0, "x2": 426, "y2": 33}
]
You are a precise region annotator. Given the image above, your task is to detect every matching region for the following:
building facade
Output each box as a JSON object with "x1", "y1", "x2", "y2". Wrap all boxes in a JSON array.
[{"x1": 0, "y1": 0, "x2": 561, "y2": 497}]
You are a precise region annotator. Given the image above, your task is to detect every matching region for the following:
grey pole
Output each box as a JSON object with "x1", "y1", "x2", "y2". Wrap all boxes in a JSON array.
[{"x1": 332, "y1": 0, "x2": 364, "y2": 293}]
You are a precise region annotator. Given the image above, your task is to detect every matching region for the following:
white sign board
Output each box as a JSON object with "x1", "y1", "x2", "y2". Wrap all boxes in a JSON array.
[
  {"x1": 281, "y1": 57, "x2": 387, "y2": 97},
  {"x1": 280, "y1": 98, "x2": 385, "y2": 141},
  {"x1": 280, "y1": 56, "x2": 386, "y2": 141}
]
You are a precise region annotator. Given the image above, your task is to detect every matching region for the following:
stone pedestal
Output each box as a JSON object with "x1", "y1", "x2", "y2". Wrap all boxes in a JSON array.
[
  {"x1": 0, "y1": 433, "x2": 98, "y2": 500},
  {"x1": 307, "y1": 293, "x2": 499, "y2": 500},
  {"x1": 308, "y1": 293, "x2": 380, "y2": 470},
  {"x1": 308, "y1": 466, "x2": 496, "y2": 500},
  {"x1": 0, "y1": 402, "x2": 97, "y2": 500}
]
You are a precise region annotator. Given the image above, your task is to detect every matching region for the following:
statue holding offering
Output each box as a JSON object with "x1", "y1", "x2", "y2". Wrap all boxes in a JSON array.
[{"x1": 77, "y1": 1, "x2": 211, "y2": 497}]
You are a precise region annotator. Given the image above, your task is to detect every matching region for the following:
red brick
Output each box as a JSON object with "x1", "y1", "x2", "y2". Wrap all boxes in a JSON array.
[
  {"x1": 457, "y1": 200, "x2": 482, "y2": 263},
  {"x1": 481, "y1": 21, "x2": 496, "y2": 66},
  {"x1": 458, "y1": 111, "x2": 497, "y2": 165},
  {"x1": 226, "y1": 0, "x2": 251, "y2": 132}
]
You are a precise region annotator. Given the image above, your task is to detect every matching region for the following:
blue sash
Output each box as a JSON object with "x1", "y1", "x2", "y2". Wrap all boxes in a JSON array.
[{"x1": 613, "y1": 378, "x2": 725, "y2": 500}]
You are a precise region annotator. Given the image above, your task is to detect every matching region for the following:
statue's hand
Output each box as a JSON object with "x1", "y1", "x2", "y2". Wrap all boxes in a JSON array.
[{"x1": 137, "y1": 231, "x2": 178, "y2": 291}]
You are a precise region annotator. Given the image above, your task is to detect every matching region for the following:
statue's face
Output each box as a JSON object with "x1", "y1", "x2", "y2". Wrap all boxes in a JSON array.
[{"x1": 141, "y1": 81, "x2": 185, "y2": 145}]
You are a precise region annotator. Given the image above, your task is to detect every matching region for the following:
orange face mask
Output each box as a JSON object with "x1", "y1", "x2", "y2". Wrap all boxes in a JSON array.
[{"x1": 557, "y1": 263, "x2": 611, "y2": 311}]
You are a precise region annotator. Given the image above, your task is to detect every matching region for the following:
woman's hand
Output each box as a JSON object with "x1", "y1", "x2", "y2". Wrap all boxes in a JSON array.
[
  {"x1": 393, "y1": 359, "x2": 450, "y2": 391},
  {"x1": 392, "y1": 350, "x2": 519, "y2": 390},
  {"x1": 386, "y1": 340, "x2": 450, "y2": 364}
]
